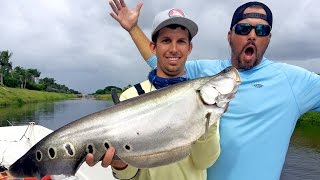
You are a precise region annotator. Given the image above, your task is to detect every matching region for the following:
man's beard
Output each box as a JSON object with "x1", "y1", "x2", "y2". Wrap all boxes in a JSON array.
[
  {"x1": 231, "y1": 40, "x2": 260, "y2": 70},
  {"x1": 237, "y1": 55, "x2": 258, "y2": 70}
]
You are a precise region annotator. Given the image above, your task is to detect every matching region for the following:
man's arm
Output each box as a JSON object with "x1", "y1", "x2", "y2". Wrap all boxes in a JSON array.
[
  {"x1": 286, "y1": 64, "x2": 320, "y2": 112},
  {"x1": 191, "y1": 120, "x2": 221, "y2": 170},
  {"x1": 109, "y1": 0, "x2": 153, "y2": 61}
]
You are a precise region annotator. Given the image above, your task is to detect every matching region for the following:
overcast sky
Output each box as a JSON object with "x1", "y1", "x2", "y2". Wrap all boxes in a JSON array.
[{"x1": 0, "y1": 0, "x2": 319, "y2": 93}]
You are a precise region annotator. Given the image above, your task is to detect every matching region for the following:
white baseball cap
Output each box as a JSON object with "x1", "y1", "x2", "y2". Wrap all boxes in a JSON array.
[{"x1": 151, "y1": 8, "x2": 198, "y2": 39}]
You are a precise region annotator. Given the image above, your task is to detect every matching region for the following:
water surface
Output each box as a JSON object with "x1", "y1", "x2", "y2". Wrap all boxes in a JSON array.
[{"x1": 0, "y1": 100, "x2": 319, "y2": 179}]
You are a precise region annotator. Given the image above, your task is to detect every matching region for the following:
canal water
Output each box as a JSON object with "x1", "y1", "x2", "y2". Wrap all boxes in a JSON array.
[{"x1": 0, "y1": 100, "x2": 319, "y2": 179}]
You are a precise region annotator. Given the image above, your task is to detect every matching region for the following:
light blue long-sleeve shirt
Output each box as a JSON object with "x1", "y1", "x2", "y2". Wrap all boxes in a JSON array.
[{"x1": 147, "y1": 55, "x2": 320, "y2": 180}]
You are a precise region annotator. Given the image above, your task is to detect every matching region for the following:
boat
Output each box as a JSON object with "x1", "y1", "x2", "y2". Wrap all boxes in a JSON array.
[{"x1": 0, "y1": 122, "x2": 116, "y2": 180}]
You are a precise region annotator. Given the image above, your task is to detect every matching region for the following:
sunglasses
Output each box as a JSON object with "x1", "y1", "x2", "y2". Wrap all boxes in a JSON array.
[{"x1": 233, "y1": 23, "x2": 271, "y2": 36}]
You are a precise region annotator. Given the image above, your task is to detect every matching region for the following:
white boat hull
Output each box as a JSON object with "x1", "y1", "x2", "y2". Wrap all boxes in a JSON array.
[{"x1": 0, "y1": 123, "x2": 116, "y2": 180}]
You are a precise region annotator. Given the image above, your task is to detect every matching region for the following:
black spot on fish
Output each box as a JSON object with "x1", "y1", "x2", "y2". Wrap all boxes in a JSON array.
[
  {"x1": 36, "y1": 150, "x2": 42, "y2": 161},
  {"x1": 65, "y1": 144, "x2": 74, "y2": 156},
  {"x1": 48, "y1": 148, "x2": 56, "y2": 159},
  {"x1": 88, "y1": 144, "x2": 94, "y2": 154},
  {"x1": 136, "y1": 132, "x2": 140, "y2": 135},
  {"x1": 104, "y1": 142, "x2": 110, "y2": 149},
  {"x1": 125, "y1": 144, "x2": 131, "y2": 151}
]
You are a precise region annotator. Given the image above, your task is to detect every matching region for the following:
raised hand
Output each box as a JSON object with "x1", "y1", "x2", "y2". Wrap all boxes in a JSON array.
[{"x1": 109, "y1": 0, "x2": 143, "y2": 32}]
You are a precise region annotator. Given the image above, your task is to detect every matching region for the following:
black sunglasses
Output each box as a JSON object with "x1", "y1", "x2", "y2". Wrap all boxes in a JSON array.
[{"x1": 233, "y1": 23, "x2": 271, "y2": 36}]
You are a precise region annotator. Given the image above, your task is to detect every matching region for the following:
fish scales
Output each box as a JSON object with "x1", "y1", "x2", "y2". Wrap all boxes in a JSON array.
[{"x1": 9, "y1": 66, "x2": 241, "y2": 179}]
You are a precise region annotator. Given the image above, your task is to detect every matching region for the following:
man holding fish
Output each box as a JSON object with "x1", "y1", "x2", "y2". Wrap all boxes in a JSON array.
[
  {"x1": 96, "y1": 0, "x2": 320, "y2": 180},
  {"x1": 8, "y1": 1, "x2": 240, "y2": 178},
  {"x1": 84, "y1": 2, "x2": 224, "y2": 180}
]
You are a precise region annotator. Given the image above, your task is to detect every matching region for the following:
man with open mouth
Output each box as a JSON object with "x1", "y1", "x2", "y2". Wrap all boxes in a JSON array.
[{"x1": 96, "y1": 1, "x2": 320, "y2": 180}]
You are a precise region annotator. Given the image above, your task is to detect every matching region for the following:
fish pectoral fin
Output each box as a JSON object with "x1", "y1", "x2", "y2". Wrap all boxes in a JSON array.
[
  {"x1": 112, "y1": 155, "x2": 121, "y2": 160},
  {"x1": 99, "y1": 153, "x2": 121, "y2": 161},
  {"x1": 93, "y1": 150, "x2": 108, "y2": 165},
  {"x1": 122, "y1": 145, "x2": 192, "y2": 168}
]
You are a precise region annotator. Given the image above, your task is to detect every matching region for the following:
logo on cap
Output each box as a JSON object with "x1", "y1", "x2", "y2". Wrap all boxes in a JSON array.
[{"x1": 168, "y1": 9, "x2": 185, "y2": 18}]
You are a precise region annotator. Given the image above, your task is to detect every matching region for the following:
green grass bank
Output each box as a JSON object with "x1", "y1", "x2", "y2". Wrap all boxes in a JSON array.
[
  {"x1": 0, "y1": 86, "x2": 76, "y2": 107},
  {"x1": 3, "y1": 85, "x2": 318, "y2": 126},
  {"x1": 297, "y1": 111, "x2": 320, "y2": 126}
]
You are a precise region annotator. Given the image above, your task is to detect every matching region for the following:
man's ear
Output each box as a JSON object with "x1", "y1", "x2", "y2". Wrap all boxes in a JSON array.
[
  {"x1": 188, "y1": 42, "x2": 193, "y2": 56},
  {"x1": 227, "y1": 30, "x2": 232, "y2": 46},
  {"x1": 150, "y1": 42, "x2": 156, "y2": 54},
  {"x1": 267, "y1": 33, "x2": 272, "y2": 43}
]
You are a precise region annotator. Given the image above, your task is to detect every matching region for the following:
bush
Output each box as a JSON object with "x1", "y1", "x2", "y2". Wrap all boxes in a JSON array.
[
  {"x1": 297, "y1": 112, "x2": 320, "y2": 126},
  {"x1": 4, "y1": 76, "x2": 20, "y2": 88},
  {"x1": 104, "y1": 86, "x2": 122, "y2": 93},
  {"x1": 95, "y1": 89, "x2": 105, "y2": 94},
  {"x1": 26, "y1": 82, "x2": 45, "y2": 91}
]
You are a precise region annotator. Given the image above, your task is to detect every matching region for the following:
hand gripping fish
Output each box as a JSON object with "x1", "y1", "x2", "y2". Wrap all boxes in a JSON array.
[{"x1": 9, "y1": 66, "x2": 241, "y2": 179}]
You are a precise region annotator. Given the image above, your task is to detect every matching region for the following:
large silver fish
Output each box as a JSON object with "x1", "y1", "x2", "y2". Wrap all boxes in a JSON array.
[{"x1": 9, "y1": 66, "x2": 241, "y2": 179}]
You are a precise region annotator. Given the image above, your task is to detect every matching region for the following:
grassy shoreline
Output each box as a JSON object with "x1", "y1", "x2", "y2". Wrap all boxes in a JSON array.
[
  {"x1": 1, "y1": 86, "x2": 319, "y2": 127},
  {"x1": 291, "y1": 125, "x2": 320, "y2": 150},
  {"x1": 297, "y1": 112, "x2": 320, "y2": 127},
  {"x1": 0, "y1": 86, "x2": 76, "y2": 107}
]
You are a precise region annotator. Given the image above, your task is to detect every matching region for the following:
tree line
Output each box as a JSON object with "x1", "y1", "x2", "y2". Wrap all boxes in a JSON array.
[
  {"x1": 95, "y1": 85, "x2": 132, "y2": 95},
  {"x1": 0, "y1": 50, "x2": 80, "y2": 94}
]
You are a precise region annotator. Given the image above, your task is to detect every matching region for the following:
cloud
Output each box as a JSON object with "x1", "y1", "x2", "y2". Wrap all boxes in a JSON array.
[{"x1": 0, "y1": 0, "x2": 319, "y2": 93}]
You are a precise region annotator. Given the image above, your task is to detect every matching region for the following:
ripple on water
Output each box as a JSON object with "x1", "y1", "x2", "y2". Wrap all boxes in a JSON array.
[{"x1": 281, "y1": 142, "x2": 320, "y2": 180}]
